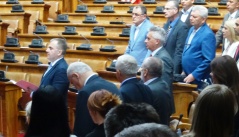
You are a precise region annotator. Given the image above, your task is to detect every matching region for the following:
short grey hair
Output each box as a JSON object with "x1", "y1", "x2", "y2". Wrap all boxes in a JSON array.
[
  {"x1": 67, "y1": 62, "x2": 92, "y2": 76},
  {"x1": 168, "y1": 0, "x2": 180, "y2": 10},
  {"x1": 149, "y1": 26, "x2": 166, "y2": 46},
  {"x1": 115, "y1": 123, "x2": 178, "y2": 137},
  {"x1": 116, "y1": 54, "x2": 138, "y2": 76},
  {"x1": 192, "y1": 5, "x2": 208, "y2": 19},
  {"x1": 142, "y1": 57, "x2": 164, "y2": 78},
  {"x1": 50, "y1": 38, "x2": 68, "y2": 55},
  {"x1": 134, "y1": 5, "x2": 147, "y2": 15}
]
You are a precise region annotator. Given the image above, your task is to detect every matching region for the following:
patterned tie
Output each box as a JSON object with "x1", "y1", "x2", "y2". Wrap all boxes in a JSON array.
[{"x1": 166, "y1": 25, "x2": 172, "y2": 38}]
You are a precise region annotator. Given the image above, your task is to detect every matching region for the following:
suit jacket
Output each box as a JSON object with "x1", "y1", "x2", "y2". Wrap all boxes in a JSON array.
[
  {"x1": 182, "y1": 23, "x2": 216, "y2": 85},
  {"x1": 85, "y1": 124, "x2": 105, "y2": 137},
  {"x1": 40, "y1": 58, "x2": 69, "y2": 98},
  {"x1": 179, "y1": 10, "x2": 192, "y2": 28},
  {"x1": 120, "y1": 77, "x2": 154, "y2": 107},
  {"x1": 153, "y1": 47, "x2": 175, "y2": 113},
  {"x1": 125, "y1": 19, "x2": 153, "y2": 66},
  {"x1": 147, "y1": 77, "x2": 173, "y2": 125},
  {"x1": 73, "y1": 75, "x2": 120, "y2": 137},
  {"x1": 215, "y1": 11, "x2": 239, "y2": 48},
  {"x1": 163, "y1": 19, "x2": 189, "y2": 74}
]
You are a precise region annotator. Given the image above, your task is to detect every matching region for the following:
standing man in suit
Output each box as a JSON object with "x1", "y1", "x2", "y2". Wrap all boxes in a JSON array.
[
  {"x1": 144, "y1": 26, "x2": 175, "y2": 113},
  {"x1": 125, "y1": 5, "x2": 153, "y2": 66},
  {"x1": 141, "y1": 57, "x2": 173, "y2": 125},
  {"x1": 163, "y1": 0, "x2": 189, "y2": 74},
  {"x1": 67, "y1": 62, "x2": 120, "y2": 137},
  {"x1": 40, "y1": 38, "x2": 69, "y2": 99},
  {"x1": 216, "y1": 0, "x2": 239, "y2": 48},
  {"x1": 182, "y1": 6, "x2": 216, "y2": 90},
  {"x1": 115, "y1": 54, "x2": 154, "y2": 107},
  {"x1": 180, "y1": 0, "x2": 194, "y2": 28}
]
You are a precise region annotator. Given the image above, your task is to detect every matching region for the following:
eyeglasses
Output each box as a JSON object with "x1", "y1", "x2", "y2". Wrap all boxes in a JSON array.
[
  {"x1": 163, "y1": 7, "x2": 176, "y2": 11},
  {"x1": 132, "y1": 13, "x2": 144, "y2": 17}
]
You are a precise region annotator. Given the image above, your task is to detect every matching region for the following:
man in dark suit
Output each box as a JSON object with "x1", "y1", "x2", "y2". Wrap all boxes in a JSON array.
[
  {"x1": 115, "y1": 54, "x2": 154, "y2": 106},
  {"x1": 180, "y1": 0, "x2": 194, "y2": 28},
  {"x1": 67, "y1": 62, "x2": 120, "y2": 137},
  {"x1": 163, "y1": 0, "x2": 189, "y2": 74},
  {"x1": 40, "y1": 38, "x2": 69, "y2": 99},
  {"x1": 125, "y1": 5, "x2": 153, "y2": 66},
  {"x1": 144, "y1": 26, "x2": 175, "y2": 114},
  {"x1": 141, "y1": 57, "x2": 173, "y2": 125},
  {"x1": 182, "y1": 5, "x2": 216, "y2": 89},
  {"x1": 216, "y1": 0, "x2": 239, "y2": 48}
]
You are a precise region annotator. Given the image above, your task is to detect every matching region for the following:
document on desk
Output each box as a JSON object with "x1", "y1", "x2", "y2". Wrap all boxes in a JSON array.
[{"x1": 11, "y1": 80, "x2": 39, "y2": 91}]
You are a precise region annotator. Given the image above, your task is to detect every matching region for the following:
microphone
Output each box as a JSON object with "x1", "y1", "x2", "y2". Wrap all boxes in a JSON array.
[
  {"x1": 58, "y1": 33, "x2": 67, "y2": 41},
  {"x1": 110, "y1": 16, "x2": 125, "y2": 24},
  {"x1": 76, "y1": 34, "x2": 92, "y2": 50},
  {"x1": 78, "y1": 0, "x2": 86, "y2": 5},
  {"x1": 36, "y1": 20, "x2": 45, "y2": 26},
  {"x1": 175, "y1": 114, "x2": 183, "y2": 131},
  {"x1": 33, "y1": 33, "x2": 43, "y2": 41},
  {"x1": 106, "y1": 38, "x2": 114, "y2": 46},
  {"x1": 80, "y1": 34, "x2": 90, "y2": 44}
]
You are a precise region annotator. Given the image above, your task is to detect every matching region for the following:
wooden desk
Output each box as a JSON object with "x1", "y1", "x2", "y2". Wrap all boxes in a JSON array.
[
  {"x1": 0, "y1": 4, "x2": 50, "y2": 22},
  {"x1": 0, "y1": 82, "x2": 21, "y2": 137},
  {"x1": 0, "y1": 23, "x2": 9, "y2": 46},
  {"x1": 71, "y1": 3, "x2": 228, "y2": 15},
  {"x1": 0, "y1": 13, "x2": 31, "y2": 33},
  {"x1": 43, "y1": 22, "x2": 129, "y2": 36},
  {"x1": 17, "y1": 34, "x2": 129, "y2": 46},
  {"x1": 66, "y1": 13, "x2": 223, "y2": 30}
]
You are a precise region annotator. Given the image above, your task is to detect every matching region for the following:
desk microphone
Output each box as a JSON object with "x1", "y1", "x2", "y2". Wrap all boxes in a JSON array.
[
  {"x1": 33, "y1": 33, "x2": 43, "y2": 41},
  {"x1": 58, "y1": 33, "x2": 67, "y2": 41},
  {"x1": 106, "y1": 38, "x2": 114, "y2": 46},
  {"x1": 36, "y1": 20, "x2": 45, "y2": 26},
  {"x1": 80, "y1": 34, "x2": 91, "y2": 45}
]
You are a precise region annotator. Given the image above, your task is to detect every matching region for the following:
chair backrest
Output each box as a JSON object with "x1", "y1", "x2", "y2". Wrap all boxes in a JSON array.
[
  {"x1": 80, "y1": 59, "x2": 107, "y2": 72},
  {"x1": 45, "y1": 1, "x2": 59, "y2": 21},
  {"x1": 26, "y1": 73, "x2": 42, "y2": 86},
  {"x1": 65, "y1": 58, "x2": 80, "y2": 65},
  {"x1": 5, "y1": 71, "x2": 28, "y2": 82},
  {"x1": 3, "y1": 20, "x2": 19, "y2": 34}
]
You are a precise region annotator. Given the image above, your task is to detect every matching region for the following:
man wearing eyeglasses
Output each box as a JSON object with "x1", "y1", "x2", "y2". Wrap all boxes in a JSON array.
[
  {"x1": 125, "y1": 5, "x2": 153, "y2": 66},
  {"x1": 216, "y1": 0, "x2": 239, "y2": 49},
  {"x1": 163, "y1": 0, "x2": 189, "y2": 74}
]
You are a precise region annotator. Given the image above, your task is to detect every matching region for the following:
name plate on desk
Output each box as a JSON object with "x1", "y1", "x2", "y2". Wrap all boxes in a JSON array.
[
  {"x1": 33, "y1": 25, "x2": 49, "y2": 34},
  {"x1": 55, "y1": 14, "x2": 70, "y2": 23},
  {"x1": 31, "y1": 0, "x2": 44, "y2": 4},
  {"x1": 75, "y1": 5, "x2": 88, "y2": 13},
  {"x1": 143, "y1": 0, "x2": 156, "y2": 4},
  {"x1": 6, "y1": 0, "x2": 19, "y2": 4},
  {"x1": 11, "y1": 5, "x2": 24, "y2": 12},
  {"x1": 101, "y1": 5, "x2": 115, "y2": 13},
  {"x1": 29, "y1": 39, "x2": 44, "y2": 48},
  {"x1": 4, "y1": 38, "x2": 20, "y2": 47},
  {"x1": 91, "y1": 27, "x2": 107, "y2": 36},
  {"x1": 93, "y1": 0, "x2": 107, "y2": 4},
  {"x1": 82, "y1": 15, "x2": 98, "y2": 23}
]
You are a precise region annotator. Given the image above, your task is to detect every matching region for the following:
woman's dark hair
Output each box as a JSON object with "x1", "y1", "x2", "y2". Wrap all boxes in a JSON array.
[
  {"x1": 210, "y1": 55, "x2": 239, "y2": 98},
  {"x1": 25, "y1": 85, "x2": 70, "y2": 137},
  {"x1": 189, "y1": 84, "x2": 237, "y2": 137}
]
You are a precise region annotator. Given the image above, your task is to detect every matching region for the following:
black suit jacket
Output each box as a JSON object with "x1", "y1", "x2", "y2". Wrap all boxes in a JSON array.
[
  {"x1": 73, "y1": 75, "x2": 120, "y2": 137},
  {"x1": 147, "y1": 77, "x2": 173, "y2": 125},
  {"x1": 163, "y1": 19, "x2": 189, "y2": 74},
  {"x1": 40, "y1": 58, "x2": 69, "y2": 98},
  {"x1": 120, "y1": 78, "x2": 154, "y2": 107}
]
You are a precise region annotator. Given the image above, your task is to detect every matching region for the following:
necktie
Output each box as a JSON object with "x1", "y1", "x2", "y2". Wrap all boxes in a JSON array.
[
  {"x1": 234, "y1": 45, "x2": 239, "y2": 61},
  {"x1": 44, "y1": 63, "x2": 52, "y2": 76},
  {"x1": 166, "y1": 25, "x2": 172, "y2": 38}
]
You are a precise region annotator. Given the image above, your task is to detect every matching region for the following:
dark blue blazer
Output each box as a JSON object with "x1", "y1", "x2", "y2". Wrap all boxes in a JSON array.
[
  {"x1": 182, "y1": 23, "x2": 216, "y2": 84},
  {"x1": 40, "y1": 58, "x2": 69, "y2": 98},
  {"x1": 163, "y1": 19, "x2": 189, "y2": 74},
  {"x1": 73, "y1": 75, "x2": 120, "y2": 137},
  {"x1": 147, "y1": 77, "x2": 173, "y2": 125},
  {"x1": 120, "y1": 78, "x2": 154, "y2": 107}
]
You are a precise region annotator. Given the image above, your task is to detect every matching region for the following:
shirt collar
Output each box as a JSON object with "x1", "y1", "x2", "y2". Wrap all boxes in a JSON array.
[
  {"x1": 181, "y1": 6, "x2": 193, "y2": 14},
  {"x1": 144, "y1": 77, "x2": 158, "y2": 85},
  {"x1": 170, "y1": 17, "x2": 179, "y2": 28},
  {"x1": 50, "y1": 57, "x2": 63, "y2": 67},
  {"x1": 151, "y1": 46, "x2": 163, "y2": 56},
  {"x1": 84, "y1": 73, "x2": 97, "y2": 86}
]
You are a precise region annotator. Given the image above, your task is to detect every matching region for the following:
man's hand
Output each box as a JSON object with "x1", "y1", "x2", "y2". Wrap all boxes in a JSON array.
[{"x1": 184, "y1": 74, "x2": 195, "y2": 83}]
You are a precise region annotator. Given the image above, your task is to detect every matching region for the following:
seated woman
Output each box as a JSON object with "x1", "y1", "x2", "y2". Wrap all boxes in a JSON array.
[
  {"x1": 183, "y1": 84, "x2": 238, "y2": 137},
  {"x1": 86, "y1": 89, "x2": 122, "y2": 137},
  {"x1": 222, "y1": 19, "x2": 239, "y2": 57},
  {"x1": 210, "y1": 55, "x2": 239, "y2": 137},
  {"x1": 24, "y1": 85, "x2": 71, "y2": 137}
]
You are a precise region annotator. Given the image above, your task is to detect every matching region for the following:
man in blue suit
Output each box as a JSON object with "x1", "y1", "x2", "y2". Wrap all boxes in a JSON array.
[
  {"x1": 67, "y1": 62, "x2": 120, "y2": 137},
  {"x1": 163, "y1": 0, "x2": 189, "y2": 74},
  {"x1": 125, "y1": 5, "x2": 153, "y2": 66},
  {"x1": 115, "y1": 54, "x2": 155, "y2": 107},
  {"x1": 141, "y1": 57, "x2": 173, "y2": 125},
  {"x1": 40, "y1": 38, "x2": 69, "y2": 99},
  {"x1": 182, "y1": 5, "x2": 216, "y2": 89}
]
